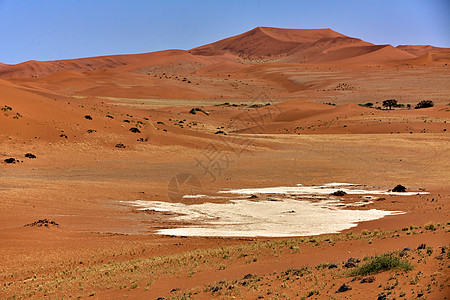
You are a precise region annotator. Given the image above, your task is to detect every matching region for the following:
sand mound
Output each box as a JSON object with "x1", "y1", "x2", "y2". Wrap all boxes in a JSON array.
[
  {"x1": 396, "y1": 45, "x2": 450, "y2": 56},
  {"x1": 190, "y1": 27, "x2": 347, "y2": 59},
  {"x1": 401, "y1": 51, "x2": 450, "y2": 65},
  {"x1": 0, "y1": 52, "x2": 159, "y2": 79}
]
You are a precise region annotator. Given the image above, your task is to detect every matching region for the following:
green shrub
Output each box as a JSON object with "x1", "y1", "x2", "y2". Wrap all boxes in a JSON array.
[
  {"x1": 424, "y1": 222, "x2": 435, "y2": 231},
  {"x1": 350, "y1": 253, "x2": 413, "y2": 276}
]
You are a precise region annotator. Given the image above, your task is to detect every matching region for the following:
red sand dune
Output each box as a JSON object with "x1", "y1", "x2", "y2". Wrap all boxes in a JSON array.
[
  {"x1": 190, "y1": 27, "x2": 347, "y2": 58},
  {"x1": 396, "y1": 44, "x2": 450, "y2": 56},
  {"x1": 2, "y1": 27, "x2": 445, "y2": 84},
  {"x1": 400, "y1": 50, "x2": 450, "y2": 65}
]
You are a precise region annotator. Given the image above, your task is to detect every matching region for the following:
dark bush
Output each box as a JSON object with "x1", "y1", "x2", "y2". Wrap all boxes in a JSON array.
[
  {"x1": 382, "y1": 99, "x2": 397, "y2": 110},
  {"x1": 332, "y1": 190, "x2": 347, "y2": 196},
  {"x1": 25, "y1": 153, "x2": 36, "y2": 159},
  {"x1": 359, "y1": 102, "x2": 373, "y2": 107},
  {"x1": 84, "y1": 115, "x2": 93, "y2": 120},
  {"x1": 4, "y1": 158, "x2": 16, "y2": 164},
  {"x1": 392, "y1": 185, "x2": 406, "y2": 192},
  {"x1": 129, "y1": 127, "x2": 141, "y2": 133},
  {"x1": 415, "y1": 100, "x2": 434, "y2": 109},
  {"x1": 189, "y1": 108, "x2": 209, "y2": 115}
]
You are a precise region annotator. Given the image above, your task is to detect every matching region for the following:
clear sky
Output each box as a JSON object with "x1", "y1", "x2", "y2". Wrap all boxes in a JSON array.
[{"x1": 1, "y1": 0, "x2": 449, "y2": 64}]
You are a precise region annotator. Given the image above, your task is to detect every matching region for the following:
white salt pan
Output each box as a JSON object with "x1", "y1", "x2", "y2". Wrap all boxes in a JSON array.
[{"x1": 126, "y1": 183, "x2": 421, "y2": 237}]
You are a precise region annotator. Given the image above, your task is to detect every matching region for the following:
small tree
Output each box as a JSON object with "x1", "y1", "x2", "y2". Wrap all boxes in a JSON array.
[
  {"x1": 382, "y1": 99, "x2": 398, "y2": 110},
  {"x1": 415, "y1": 100, "x2": 434, "y2": 109}
]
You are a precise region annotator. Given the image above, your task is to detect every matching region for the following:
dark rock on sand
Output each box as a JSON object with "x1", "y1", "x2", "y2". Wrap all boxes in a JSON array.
[{"x1": 336, "y1": 283, "x2": 352, "y2": 293}]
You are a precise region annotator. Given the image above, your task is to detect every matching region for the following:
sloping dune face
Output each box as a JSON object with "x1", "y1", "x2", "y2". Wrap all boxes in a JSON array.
[
  {"x1": 1, "y1": 26, "x2": 449, "y2": 102},
  {"x1": 190, "y1": 27, "x2": 349, "y2": 59},
  {"x1": 396, "y1": 45, "x2": 450, "y2": 56},
  {"x1": 0, "y1": 53, "x2": 160, "y2": 79}
]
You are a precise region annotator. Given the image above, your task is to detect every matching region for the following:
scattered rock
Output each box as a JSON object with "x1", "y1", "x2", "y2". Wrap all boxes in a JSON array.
[
  {"x1": 332, "y1": 190, "x2": 346, "y2": 196},
  {"x1": 24, "y1": 219, "x2": 59, "y2": 228},
  {"x1": 417, "y1": 243, "x2": 426, "y2": 250},
  {"x1": 344, "y1": 261, "x2": 356, "y2": 268},
  {"x1": 243, "y1": 273, "x2": 254, "y2": 279},
  {"x1": 361, "y1": 276, "x2": 376, "y2": 283},
  {"x1": 377, "y1": 294, "x2": 387, "y2": 300},
  {"x1": 417, "y1": 292, "x2": 424, "y2": 297},
  {"x1": 211, "y1": 286, "x2": 222, "y2": 293},
  {"x1": 435, "y1": 254, "x2": 444, "y2": 260},
  {"x1": 351, "y1": 276, "x2": 361, "y2": 282},
  {"x1": 25, "y1": 153, "x2": 36, "y2": 159},
  {"x1": 347, "y1": 257, "x2": 361, "y2": 264},
  {"x1": 392, "y1": 184, "x2": 406, "y2": 192},
  {"x1": 336, "y1": 283, "x2": 352, "y2": 293},
  {"x1": 170, "y1": 288, "x2": 179, "y2": 292},
  {"x1": 4, "y1": 158, "x2": 16, "y2": 164},
  {"x1": 376, "y1": 197, "x2": 386, "y2": 201},
  {"x1": 129, "y1": 127, "x2": 141, "y2": 133},
  {"x1": 328, "y1": 263, "x2": 338, "y2": 269},
  {"x1": 344, "y1": 257, "x2": 360, "y2": 268},
  {"x1": 215, "y1": 130, "x2": 227, "y2": 135},
  {"x1": 248, "y1": 195, "x2": 258, "y2": 199},
  {"x1": 84, "y1": 115, "x2": 93, "y2": 120},
  {"x1": 115, "y1": 143, "x2": 126, "y2": 148}
]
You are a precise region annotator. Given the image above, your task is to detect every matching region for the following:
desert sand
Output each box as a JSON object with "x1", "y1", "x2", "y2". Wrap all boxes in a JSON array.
[{"x1": 0, "y1": 27, "x2": 449, "y2": 299}]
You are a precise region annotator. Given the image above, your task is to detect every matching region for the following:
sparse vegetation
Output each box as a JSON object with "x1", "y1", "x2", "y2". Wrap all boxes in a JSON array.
[
  {"x1": 350, "y1": 253, "x2": 413, "y2": 276},
  {"x1": 392, "y1": 184, "x2": 406, "y2": 192},
  {"x1": 189, "y1": 108, "x2": 209, "y2": 115},
  {"x1": 382, "y1": 99, "x2": 398, "y2": 110},
  {"x1": 332, "y1": 190, "x2": 346, "y2": 196},
  {"x1": 25, "y1": 153, "x2": 36, "y2": 159},
  {"x1": 129, "y1": 127, "x2": 141, "y2": 133},
  {"x1": 415, "y1": 100, "x2": 434, "y2": 109},
  {"x1": 423, "y1": 221, "x2": 435, "y2": 231}
]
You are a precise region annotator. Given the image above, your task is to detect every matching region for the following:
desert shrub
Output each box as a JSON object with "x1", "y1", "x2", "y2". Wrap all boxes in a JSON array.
[
  {"x1": 189, "y1": 108, "x2": 209, "y2": 115},
  {"x1": 4, "y1": 158, "x2": 16, "y2": 164},
  {"x1": 350, "y1": 253, "x2": 413, "y2": 276},
  {"x1": 415, "y1": 100, "x2": 434, "y2": 109},
  {"x1": 392, "y1": 185, "x2": 406, "y2": 192},
  {"x1": 332, "y1": 190, "x2": 346, "y2": 196},
  {"x1": 129, "y1": 127, "x2": 141, "y2": 133},
  {"x1": 84, "y1": 115, "x2": 93, "y2": 120},
  {"x1": 382, "y1": 99, "x2": 398, "y2": 110},
  {"x1": 25, "y1": 153, "x2": 36, "y2": 159},
  {"x1": 359, "y1": 102, "x2": 373, "y2": 107},
  {"x1": 424, "y1": 222, "x2": 435, "y2": 231},
  {"x1": 1, "y1": 105, "x2": 12, "y2": 111}
]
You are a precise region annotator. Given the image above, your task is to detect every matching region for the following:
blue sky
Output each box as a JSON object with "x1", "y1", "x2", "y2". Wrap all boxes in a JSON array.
[{"x1": 1, "y1": 0, "x2": 449, "y2": 64}]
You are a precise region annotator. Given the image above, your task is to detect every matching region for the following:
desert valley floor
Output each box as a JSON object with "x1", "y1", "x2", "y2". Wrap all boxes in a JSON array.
[{"x1": 0, "y1": 27, "x2": 449, "y2": 299}]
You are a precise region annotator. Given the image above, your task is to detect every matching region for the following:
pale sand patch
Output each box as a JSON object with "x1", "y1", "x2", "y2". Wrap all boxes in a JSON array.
[
  {"x1": 219, "y1": 183, "x2": 429, "y2": 196},
  {"x1": 125, "y1": 183, "x2": 417, "y2": 237}
]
